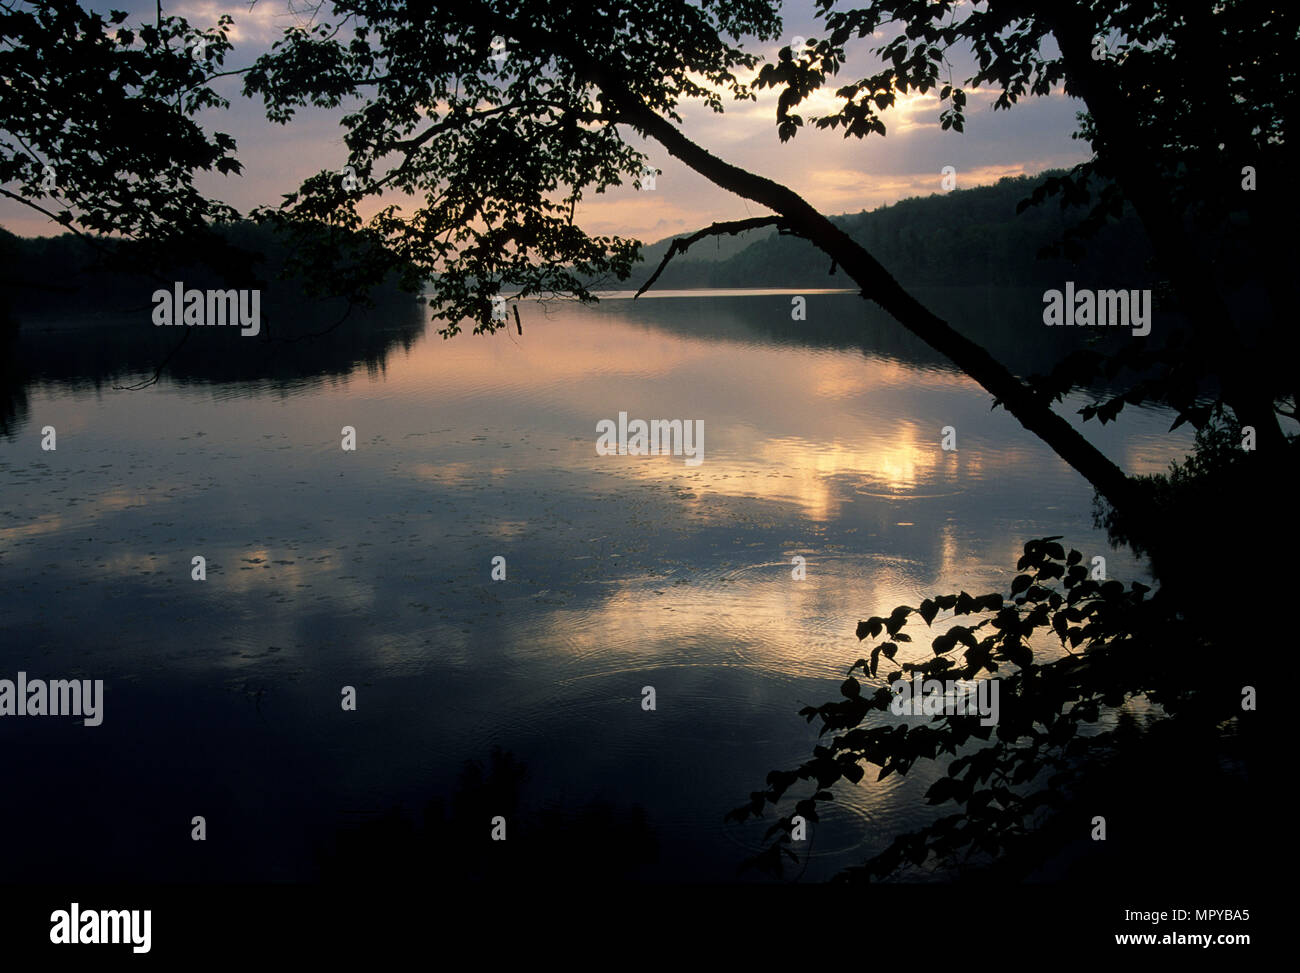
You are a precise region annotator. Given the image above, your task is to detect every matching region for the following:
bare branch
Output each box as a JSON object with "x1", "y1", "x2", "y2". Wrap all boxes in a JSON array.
[
  {"x1": 113, "y1": 323, "x2": 196, "y2": 391},
  {"x1": 634, "y1": 216, "x2": 787, "y2": 298},
  {"x1": 603, "y1": 89, "x2": 1140, "y2": 517}
]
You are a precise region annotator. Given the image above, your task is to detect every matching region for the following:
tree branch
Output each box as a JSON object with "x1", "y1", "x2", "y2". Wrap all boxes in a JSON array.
[
  {"x1": 1019, "y1": 0, "x2": 1289, "y2": 454},
  {"x1": 384, "y1": 102, "x2": 522, "y2": 154},
  {"x1": 634, "y1": 216, "x2": 787, "y2": 298},
  {"x1": 605, "y1": 92, "x2": 1141, "y2": 519}
]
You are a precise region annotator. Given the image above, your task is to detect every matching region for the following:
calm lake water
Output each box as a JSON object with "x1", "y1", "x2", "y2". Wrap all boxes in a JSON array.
[{"x1": 0, "y1": 288, "x2": 1190, "y2": 883}]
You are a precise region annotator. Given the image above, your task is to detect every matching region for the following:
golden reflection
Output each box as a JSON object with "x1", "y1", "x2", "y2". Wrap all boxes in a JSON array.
[{"x1": 371, "y1": 311, "x2": 1076, "y2": 522}]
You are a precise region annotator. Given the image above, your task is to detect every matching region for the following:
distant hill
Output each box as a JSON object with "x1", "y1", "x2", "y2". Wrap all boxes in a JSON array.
[
  {"x1": 0, "y1": 220, "x2": 418, "y2": 331},
  {"x1": 621, "y1": 171, "x2": 1156, "y2": 291}
]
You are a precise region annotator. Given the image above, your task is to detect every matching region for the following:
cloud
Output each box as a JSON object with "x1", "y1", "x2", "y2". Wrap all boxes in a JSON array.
[
  {"x1": 165, "y1": 0, "x2": 302, "y2": 46},
  {"x1": 2, "y1": 1, "x2": 1091, "y2": 242}
]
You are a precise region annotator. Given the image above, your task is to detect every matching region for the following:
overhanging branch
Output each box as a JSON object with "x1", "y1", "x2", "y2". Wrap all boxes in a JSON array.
[
  {"x1": 604, "y1": 89, "x2": 1141, "y2": 519},
  {"x1": 634, "y1": 216, "x2": 788, "y2": 298}
]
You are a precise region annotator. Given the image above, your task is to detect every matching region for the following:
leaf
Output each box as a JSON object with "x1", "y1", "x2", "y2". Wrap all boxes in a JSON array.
[
  {"x1": 766, "y1": 769, "x2": 798, "y2": 794},
  {"x1": 1038, "y1": 561, "x2": 1065, "y2": 581},
  {"x1": 885, "y1": 605, "x2": 912, "y2": 636},
  {"x1": 950, "y1": 625, "x2": 979, "y2": 649},
  {"x1": 857, "y1": 617, "x2": 885, "y2": 640},
  {"x1": 918, "y1": 598, "x2": 939, "y2": 625},
  {"x1": 925, "y1": 776, "x2": 958, "y2": 804}
]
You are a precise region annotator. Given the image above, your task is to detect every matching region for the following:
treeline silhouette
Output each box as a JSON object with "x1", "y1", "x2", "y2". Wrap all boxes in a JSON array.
[
  {"x1": 626, "y1": 171, "x2": 1156, "y2": 291},
  {"x1": 0, "y1": 220, "x2": 418, "y2": 324},
  {"x1": 0, "y1": 221, "x2": 426, "y2": 436},
  {"x1": 1, "y1": 170, "x2": 1155, "y2": 323}
]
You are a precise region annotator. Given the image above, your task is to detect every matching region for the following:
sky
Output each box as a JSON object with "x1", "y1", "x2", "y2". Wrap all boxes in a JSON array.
[{"x1": 2, "y1": 0, "x2": 1093, "y2": 243}]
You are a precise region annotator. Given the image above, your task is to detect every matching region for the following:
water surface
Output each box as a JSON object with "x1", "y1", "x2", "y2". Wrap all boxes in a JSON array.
[{"x1": 0, "y1": 288, "x2": 1189, "y2": 882}]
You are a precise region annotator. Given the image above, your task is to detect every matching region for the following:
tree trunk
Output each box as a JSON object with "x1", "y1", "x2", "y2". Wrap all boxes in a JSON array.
[
  {"x1": 607, "y1": 93, "x2": 1143, "y2": 522},
  {"x1": 1030, "y1": 0, "x2": 1289, "y2": 453}
]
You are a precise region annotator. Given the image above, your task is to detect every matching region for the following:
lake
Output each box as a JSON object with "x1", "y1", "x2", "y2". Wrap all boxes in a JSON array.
[{"x1": 0, "y1": 287, "x2": 1190, "y2": 883}]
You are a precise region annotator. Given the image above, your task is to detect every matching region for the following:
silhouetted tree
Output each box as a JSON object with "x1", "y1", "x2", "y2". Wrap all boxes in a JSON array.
[{"x1": 1, "y1": 0, "x2": 1286, "y2": 883}]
